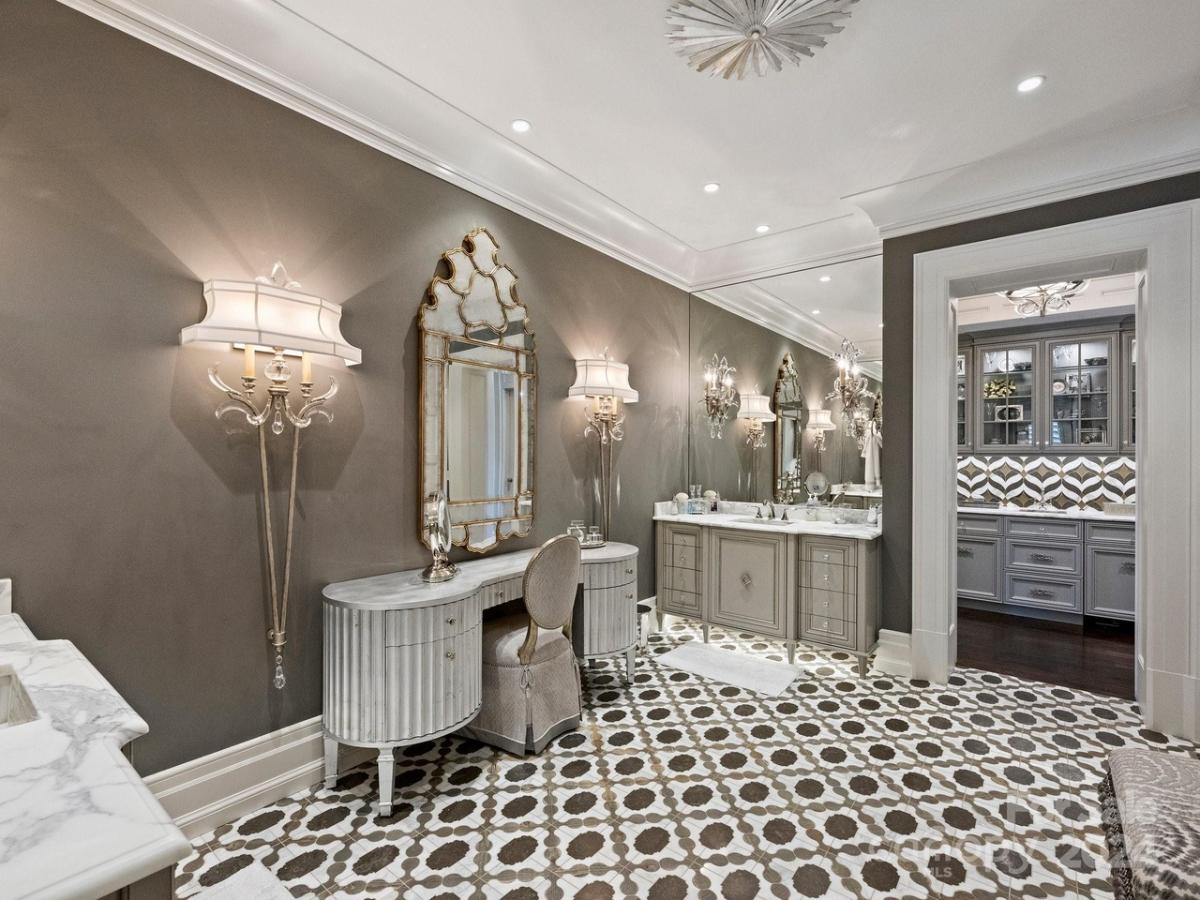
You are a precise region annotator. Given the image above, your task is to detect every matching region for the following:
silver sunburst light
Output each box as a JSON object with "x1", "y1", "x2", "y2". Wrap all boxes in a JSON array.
[{"x1": 665, "y1": 0, "x2": 859, "y2": 80}]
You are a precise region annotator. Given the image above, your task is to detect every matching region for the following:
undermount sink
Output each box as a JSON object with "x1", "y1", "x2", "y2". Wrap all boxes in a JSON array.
[{"x1": 0, "y1": 665, "x2": 37, "y2": 729}]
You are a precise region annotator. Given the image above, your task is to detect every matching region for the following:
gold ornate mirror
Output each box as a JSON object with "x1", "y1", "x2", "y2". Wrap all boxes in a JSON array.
[
  {"x1": 419, "y1": 228, "x2": 535, "y2": 552},
  {"x1": 772, "y1": 352, "x2": 805, "y2": 499}
]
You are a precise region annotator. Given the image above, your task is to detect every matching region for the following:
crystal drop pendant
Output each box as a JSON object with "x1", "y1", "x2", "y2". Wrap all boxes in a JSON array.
[
  {"x1": 273, "y1": 654, "x2": 286, "y2": 690},
  {"x1": 272, "y1": 410, "x2": 284, "y2": 435}
]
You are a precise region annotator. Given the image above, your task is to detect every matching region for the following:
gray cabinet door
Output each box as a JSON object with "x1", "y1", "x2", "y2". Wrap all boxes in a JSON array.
[
  {"x1": 708, "y1": 529, "x2": 793, "y2": 639},
  {"x1": 1085, "y1": 546, "x2": 1136, "y2": 620},
  {"x1": 957, "y1": 537, "x2": 1001, "y2": 603}
]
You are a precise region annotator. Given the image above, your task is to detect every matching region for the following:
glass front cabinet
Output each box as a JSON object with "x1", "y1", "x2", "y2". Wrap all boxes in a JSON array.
[
  {"x1": 1121, "y1": 329, "x2": 1136, "y2": 450},
  {"x1": 965, "y1": 326, "x2": 1124, "y2": 456},
  {"x1": 956, "y1": 347, "x2": 972, "y2": 452}
]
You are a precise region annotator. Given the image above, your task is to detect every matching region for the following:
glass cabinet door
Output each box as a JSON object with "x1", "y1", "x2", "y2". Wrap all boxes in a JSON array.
[
  {"x1": 1122, "y1": 331, "x2": 1136, "y2": 450},
  {"x1": 1046, "y1": 334, "x2": 1117, "y2": 451},
  {"x1": 956, "y1": 348, "x2": 972, "y2": 451},
  {"x1": 978, "y1": 344, "x2": 1037, "y2": 451}
]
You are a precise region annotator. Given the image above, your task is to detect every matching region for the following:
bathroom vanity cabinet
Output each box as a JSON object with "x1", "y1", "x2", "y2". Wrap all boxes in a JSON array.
[
  {"x1": 655, "y1": 517, "x2": 881, "y2": 674},
  {"x1": 956, "y1": 510, "x2": 1134, "y2": 622}
]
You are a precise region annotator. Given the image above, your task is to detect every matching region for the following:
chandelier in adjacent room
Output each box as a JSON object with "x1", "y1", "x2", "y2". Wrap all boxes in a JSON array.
[
  {"x1": 1002, "y1": 280, "x2": 1087, "y2": 318},
  {"x1": 665, "y1": 0, "x2": 859, "y2": 80}
]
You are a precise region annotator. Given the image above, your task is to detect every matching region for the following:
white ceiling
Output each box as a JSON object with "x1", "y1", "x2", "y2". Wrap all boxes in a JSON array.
[
  {"x1": 957, "y1": 273, "x2": 1136, "y2": 330},
  {"x1": 64, "y1": 0, "x2": 1200, "y2": 366}
]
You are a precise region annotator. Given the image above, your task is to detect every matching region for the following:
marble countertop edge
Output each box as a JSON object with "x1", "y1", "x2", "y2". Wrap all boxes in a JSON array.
[
  {"x1": 652, "y1": 512, "x2": 882, "y2": 541},
  {"x1": 957, "y1": 505, "x2": 1135, "y2": 523}
]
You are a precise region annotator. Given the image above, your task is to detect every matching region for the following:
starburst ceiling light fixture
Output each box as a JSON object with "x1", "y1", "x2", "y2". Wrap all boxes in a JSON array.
[
  {"x1": 665, "y1": 0, "x2": 859, "y2": 81},
  {"x1": 1002, "y1": 280, "x2": 1088, "y2": 318}
]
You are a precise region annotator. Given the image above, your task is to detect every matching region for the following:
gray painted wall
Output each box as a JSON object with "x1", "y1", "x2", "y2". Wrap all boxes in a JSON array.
[
  {"x1": 881, "y1": 172, "x2": 1200, "y2": 633},
  {"x1": 0, "y1": 1, "x2": 835, "y2": 772}
]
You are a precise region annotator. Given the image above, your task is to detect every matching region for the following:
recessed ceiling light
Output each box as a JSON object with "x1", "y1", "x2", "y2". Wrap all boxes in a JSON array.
[
  {"x1": 1017, "y1": 75, "x2": 1045, "y2": 93},
  {"x1": 819, "y1": 275, "x2": 832, "y2": 283},
  {"x1": 811, "y1": 309, "x2": 821, "y2": 315},
  {"x1": 755, "y1": 224, "x2": 770, "y2": 234},
  {"x1": 703, "y1": 182, "x2": 721, "y2": 193},
  {"x1": 511, "y1": 119, "x2": 531, "y2": 133}
]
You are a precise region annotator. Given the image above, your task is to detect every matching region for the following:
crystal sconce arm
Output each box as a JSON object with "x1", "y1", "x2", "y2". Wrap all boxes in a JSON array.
[
  {"x1": 701, "y1": 354, "x2": 738, "y2": 438},
  {"x1": 181, "y1": 263, "x2": 361, "y2": 690}
]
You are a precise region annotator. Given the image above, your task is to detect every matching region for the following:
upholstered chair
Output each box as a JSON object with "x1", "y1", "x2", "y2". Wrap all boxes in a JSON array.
[{"x1": 464, "y1": 535, "x2": 583, "y2": 755}]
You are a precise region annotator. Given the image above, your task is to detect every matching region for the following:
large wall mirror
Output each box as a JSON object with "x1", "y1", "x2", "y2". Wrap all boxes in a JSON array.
[{"x1": 420, "y1": 229, "x2": 535, "y2": 552}]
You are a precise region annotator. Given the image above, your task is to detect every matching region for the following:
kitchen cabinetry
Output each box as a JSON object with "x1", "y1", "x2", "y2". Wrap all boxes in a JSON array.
[
  {"x1": 961, "y1": 322, "x2": 1130, "y2": 455},
  {"x1": 957, "y1": 347, "x2": 973, "y2": 452},
  {"x1": 956, "y1": 511, "x2": 1134, "y2": 622}
]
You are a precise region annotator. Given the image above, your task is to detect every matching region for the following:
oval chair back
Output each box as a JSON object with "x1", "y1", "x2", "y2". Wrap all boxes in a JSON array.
[{"x1": 518, "y1": 535, "x2": 581, "y2": 664}]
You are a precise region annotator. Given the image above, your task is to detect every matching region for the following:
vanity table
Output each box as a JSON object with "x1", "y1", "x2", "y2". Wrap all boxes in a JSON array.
[{"x1": 322, "y1": 542, "x2": 637, "y2": 814}]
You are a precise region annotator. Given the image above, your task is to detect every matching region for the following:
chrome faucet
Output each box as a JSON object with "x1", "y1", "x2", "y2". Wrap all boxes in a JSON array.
[{"x1": 761, "y1": 500, "x2": 777, "y2": 520}]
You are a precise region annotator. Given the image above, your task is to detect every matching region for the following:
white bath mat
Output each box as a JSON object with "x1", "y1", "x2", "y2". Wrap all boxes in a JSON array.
[
  {"x1": 656, "y1": 641, "x2": 798, "y2": 696},
  {"x1": 193, "y1": 861, "x2": 292, "y2": 900}
]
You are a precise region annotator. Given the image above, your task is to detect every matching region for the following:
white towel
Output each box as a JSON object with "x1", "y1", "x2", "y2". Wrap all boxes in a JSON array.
[{"x1": 861, "y1": 420, "x2": 882, "y2": 489}]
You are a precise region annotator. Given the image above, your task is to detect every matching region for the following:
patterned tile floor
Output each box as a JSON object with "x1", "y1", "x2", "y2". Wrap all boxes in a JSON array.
[{"x1": 175, "y1": 621, "x2": 1198, "y2": 899}]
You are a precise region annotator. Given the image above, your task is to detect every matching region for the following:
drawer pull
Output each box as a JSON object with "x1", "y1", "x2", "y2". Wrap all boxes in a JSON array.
[
  {"x1": 626, "y1": 592, "x2": 634, "y2": 600},
  {"x1": 1030, "y1": 553, "x2": 1053, "y2": 563},
  {"x1": 820, "y1": 553, "x2": 830, "y2": 561},
  {"x1": 741, "y1": 573, "x2": 753, "y2": 588},
  {"x1": 447, "y1": 616, "x2": 457, "y2": 625},
  {"x1": 1028, "y1": 588, "x2": 1053, "y2": 599},
  {"x1": 1038, "y1": 527, "x2": 1047, "y2": 534},
  {"x1": 1120, "y1": 561, "x2": 1135, "y2": 574},
  {"x1": 626, "y1": 568, "x2": 635, "y2": 575},
  {"x1": 822, "y1": 574, "x2": 831, "y2": 583},
  {"x1": 957, "y1": 546, "x2": 972, "y2": 557},
  {"x1": 445, "y1": 649, "x2": 456, "y2": 660}
]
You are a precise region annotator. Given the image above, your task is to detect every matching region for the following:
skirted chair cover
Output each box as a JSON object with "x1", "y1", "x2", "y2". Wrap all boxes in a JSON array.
[{"x1": 464, "y1": 535, "x2": 583, "y2": 755}]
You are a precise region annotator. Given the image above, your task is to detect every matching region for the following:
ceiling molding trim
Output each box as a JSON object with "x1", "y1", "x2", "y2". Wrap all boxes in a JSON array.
[
  {"x1": 852, "y1": 145, "x2": 1200, "y2": 241},
  {"x1": 58, "y1": 0, "x2": 700, "y2": 290},
  {"x1": 689, "y1": 241, "x2": 883, "y2": 293}
]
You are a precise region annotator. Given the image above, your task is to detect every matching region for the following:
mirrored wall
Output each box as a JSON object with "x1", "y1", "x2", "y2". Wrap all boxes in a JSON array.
[{"x1": 686, "y1": 255, "x2": 882, "y2": 503}]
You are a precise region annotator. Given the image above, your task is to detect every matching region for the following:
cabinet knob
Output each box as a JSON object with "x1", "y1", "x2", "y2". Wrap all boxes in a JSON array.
[
  {"x1": 1120, "y1": 561, "x2": 1135, "y2": 574},
  {"x1": 626, "y1": 568, "x2": 634, "y2": 575},
  {"x1": 626, "y1": 592, "x2": 634, "y2": 600},
  {"x1": 445, "y1": 649, "x2": 456, "y2": 660},
  {"x1": 1028, "y1": 588, "x2": 1053, "y2": 599},
  {"x1": 1030, "y1": 553, "x2": 1052, "y2": 563},
  {"x1": 447, "y1": 616, "x2": 456, "y2": 625},
  {"x1": 741, "y1": 573, "x2": 753, "y2": 588},
  {"x1": 957, "y1": 546, "x2": 972, "y2": 557},
  {"x1": 822, "y1": 574, "x2": 831, "y2": 583}
]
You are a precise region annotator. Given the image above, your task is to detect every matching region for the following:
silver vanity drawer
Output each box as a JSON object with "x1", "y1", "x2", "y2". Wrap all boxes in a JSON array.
[
  {"x1": 478, "y1": 576, "x2": 523, "y2": 611},
  {"x1": 659, "y1": 588, "x2": 701, "y2": 617},
  {"x1": 584, "y1": 557, "x2": 637, "y2": 590},
  {"x1": 671, "y1": 530, "x2": 700, "y2": 549},
  {"x1": 1085, "y1": 522, "x2": 1135, "y2": 547},
  {"x1": 803, "y1": 539, "x2": 856, "y2": 569},
  {"x1": 1005, "y1": 573, "x2": 1081, "y2": 613},
  {"x1": 1005, "y1": 540, "x2": 1081, "y2": 577},
  {"x1": 575, "y1": 584, "x2": 638, "y2": 656},
  {"x1": 957, "y1": 514, "x2": 1002, "y2": 536},
  {"x1": 801, "y1": 560, "x2": 851, "y2": 594},
  {"x1": 665, "y1": 567, "x2": 700, "y2": 594},
  {"x1": 801, "y1": 614, "x2": 855, "y2": 650},
  {"x1": 384, "y1": 595, "x2": 482, "y2": 646},
  {"x1": 805, "y1": 588, "x2": 853, "y2": 622},
  {"x1": 664, "y1": 544, "x2": 700, "y2": 570},
  {"x1": 1006, "y1": 517, "x2": 1082, "y2": 542}
]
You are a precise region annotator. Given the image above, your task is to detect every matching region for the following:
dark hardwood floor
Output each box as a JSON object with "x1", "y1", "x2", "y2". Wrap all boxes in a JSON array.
[{"x1": 956, "y1": 607, "x2": 1136, "y2": 700}]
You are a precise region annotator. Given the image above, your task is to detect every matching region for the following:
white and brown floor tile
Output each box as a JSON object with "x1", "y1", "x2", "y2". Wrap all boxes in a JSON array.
[{"x1": 174, "y1": 621, "x2": 1197, "y2": 898}]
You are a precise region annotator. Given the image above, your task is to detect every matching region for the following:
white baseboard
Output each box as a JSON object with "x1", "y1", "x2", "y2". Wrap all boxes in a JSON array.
[
  {"x1": 145, "y1": 717, "x2": 372, "y2": 840},
  {"x1": 871, "y1": 629, "x2": 912, "y2": 679},
  {"x1": 0, "y1": 579, "x2": 11, "y2": 615}
]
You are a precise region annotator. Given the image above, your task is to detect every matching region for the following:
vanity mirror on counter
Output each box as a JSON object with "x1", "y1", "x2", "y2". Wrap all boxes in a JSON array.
[
  {"x1": 420, "y1": 227, "x2": 535, "y2": 552},
  {"x1": 772, "y1": 352, "x2": 806, "y2": 502}
]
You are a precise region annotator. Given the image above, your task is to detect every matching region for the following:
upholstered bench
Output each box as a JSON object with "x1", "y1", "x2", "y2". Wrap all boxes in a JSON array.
[{"x1": 1101, "y1": 747, "x2": 1200, "y2": 899}]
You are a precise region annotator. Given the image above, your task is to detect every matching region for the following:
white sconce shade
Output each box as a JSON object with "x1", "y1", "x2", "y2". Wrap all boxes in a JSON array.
[
  {"x1": 568, "y1": 358, "x2": 639, "y2": 402},
  {"x1": 180, "y1": 279, "x2": 362, "y2": 365},
  {"x1": 807, "y1": 408, "x2": 836, "y2": 431},
  {"x1": 737, "y1": 392, "x2": 776, "y2": 422}
]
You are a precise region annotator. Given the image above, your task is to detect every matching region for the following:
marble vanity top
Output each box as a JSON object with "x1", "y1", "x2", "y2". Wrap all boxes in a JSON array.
[
  {"x1": 653, "y1": 509, "x2": 882, "y2": 540},
  {"x1": 324, "y1": 542, "x2": 639, "y2": 611},
  {"x1": 0, "y1": 615, "x2": 189, "y2": 900},
  {"x1": 958, "y1": 505, "x2": 1136, "y2": 523},
  {"x1": 832, "y1": 483, "x2": 884, "y2": 499}
]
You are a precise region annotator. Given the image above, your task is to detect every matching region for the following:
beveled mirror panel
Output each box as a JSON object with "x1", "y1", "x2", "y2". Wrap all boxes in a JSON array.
[
  {"x1": 420, "y1": 228, "x2": 535, "y2": 552},
  {"x1": 772, "y1": 352, "x2": 805, "y2": 494}
]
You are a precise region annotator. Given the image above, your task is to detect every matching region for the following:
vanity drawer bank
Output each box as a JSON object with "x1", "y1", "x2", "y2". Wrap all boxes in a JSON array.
[
  {"x1": 956, "y1": 506, "x2": 1135, "y2": 622},
  {"x1": 0, "y1": 608, "x2": 189, "y2": 900},
  {"x1": 653, "y1": 504, "x2": 881, "y2": 675},
  {"x1": 321, "y1": 542, "x2": 637, "y2": 814}
]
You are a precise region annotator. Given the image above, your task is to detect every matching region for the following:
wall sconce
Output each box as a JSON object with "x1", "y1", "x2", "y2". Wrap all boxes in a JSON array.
[
  {"x1": 701, "y1": 354, "x2": 738, "y2": 438},
  {"x1": 737, "y1": 390, "x2": 776, "y2": 450},
  {"x1": 180, "y1": 262, "x2": 361, "y2": 690},
  {"x1": 806, "y1": 407, "x2": 836, "y2": 453},
  {"x1": 568, "y1": 353, "x2": 638, "y2": 540},
  {"x1": 827, "y1": 338, "x2": 875, "y2": 433}
]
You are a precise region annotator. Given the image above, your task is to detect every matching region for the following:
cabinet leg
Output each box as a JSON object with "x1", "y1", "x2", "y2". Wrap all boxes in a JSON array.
[
  {"x1": 856, "y1": 656, "x2": 868, "y2": 677},
  {"x1": 322, "y1": 736, "x2": 338, "y2": 790},
  {"x1": 376, "y1": 748, "x2": 395, "y2": 817},
  {"x1": 787, "y1": 641, "x2": 795, "y2": 665},
  {"x1": 702, "y1": 622, "x2": 709, "y2": 644},
  {"x1": 625, "y1": 646, "x2": 636, "y2": 680}
]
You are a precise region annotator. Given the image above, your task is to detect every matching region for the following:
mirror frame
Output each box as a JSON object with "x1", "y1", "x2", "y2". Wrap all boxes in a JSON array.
[
  {"x1": 418, "y1": 228, "x2": 536, "y2": 552},
  {"x1": 772, "y1": 352, "x2": 805, "y2": 495}
]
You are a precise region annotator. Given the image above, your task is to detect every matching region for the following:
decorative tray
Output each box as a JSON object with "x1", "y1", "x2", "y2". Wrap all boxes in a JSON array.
[{"x1": 579, "y1": 539, "x2": 608, "y2": 550}]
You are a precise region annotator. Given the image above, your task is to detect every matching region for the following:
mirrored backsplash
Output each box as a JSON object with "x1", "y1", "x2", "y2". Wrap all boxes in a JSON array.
[{"x1": 957, "y1": 455, "x2": 1136, "y2": 509}]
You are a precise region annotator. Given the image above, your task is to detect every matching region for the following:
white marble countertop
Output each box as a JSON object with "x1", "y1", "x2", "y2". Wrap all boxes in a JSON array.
[
  {"x1": 653, "y1": 511, "x2": 882, "y2": 541},
  {"x1": 832, "y1": 483, "x2": 884, "y2": 499},
  {"x1": 324, "y1": 542, "x2": 639, "y2": 611},
  {"x1": 0, "y1": 621, "x2": 189, "y2": 900},
  {"x1": 958, "y1": 505, "x2": 1135, "y2": 523}
]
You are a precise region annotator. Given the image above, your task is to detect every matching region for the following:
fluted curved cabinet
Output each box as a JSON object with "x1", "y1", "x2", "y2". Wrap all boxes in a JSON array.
[{"x1": 323, "y1": 543, "x2": 638, "y2": 814}]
